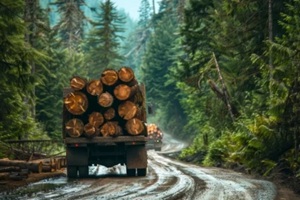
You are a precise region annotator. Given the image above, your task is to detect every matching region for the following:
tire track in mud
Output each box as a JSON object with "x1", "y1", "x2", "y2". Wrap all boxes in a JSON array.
[{"x1": 152, "y1": 151, "x2": 277, "y2": 200}]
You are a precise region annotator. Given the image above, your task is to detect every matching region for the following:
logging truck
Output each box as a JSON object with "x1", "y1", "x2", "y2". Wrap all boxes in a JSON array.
[
  {"x1": 63, "y1": 67, "x2": 148, "y2": 178},
  {"x1": 146, "y1": 123, "x2": 163, "y2": 151}
]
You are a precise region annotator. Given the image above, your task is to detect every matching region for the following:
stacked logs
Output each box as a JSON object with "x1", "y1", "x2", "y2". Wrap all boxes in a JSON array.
[
  {"x1": 63, "y1": 67, "x2": 147, "y2": 138},
  {"x1": 147, "y1": 123, "x2": 163, "y2": 139},
  {"x1": 0, "y1": 157, "x2": 66, "y2": 181}
]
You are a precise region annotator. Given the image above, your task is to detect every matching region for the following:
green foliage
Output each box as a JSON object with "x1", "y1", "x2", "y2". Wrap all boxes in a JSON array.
[
  {"x1": 0, "y1": 0, "x2": 46, "y2": 142},
  {"x1": 84, "y1": 0, "x2": 125, "y2": 78},
  {"x1": 142, "y1": 4, "x2": 186, "y2": 138}
]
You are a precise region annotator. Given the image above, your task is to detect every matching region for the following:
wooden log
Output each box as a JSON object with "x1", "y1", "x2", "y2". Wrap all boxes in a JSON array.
[
  {"x1": 0, "y1": 166, "x2": 21, "y2": 173},
  {"x1": 65, "y1": 118, "x2": 84, "y2": 137},
  {"x1": 100, "y1": 122, "x2": 123, "y2": 137},
  {"x1": 87, "y1": 79, "x2": 103, "y2": 96},
  {"x1": 98, "y1": 92, "x2": 114, "y2": 107},
  {"x1": 70, "y1": 76, "x2": 86, "y2": 91},
  {"x1": 84, "y1": 123, "x2": 99, "y2": 138},
  {"x1": 113, "y1": 84, "x2": 139, "y2": 101},
  {"x1": 0, "y1": 172, "x2": 10, "y2": 180},
  {"x1": 89, "y1": 112, "x2": 104, "y2": 128},
  {"x1": 125, "y1": 118, "x2": 146, "y2": 136},
  {"x1": 100, "y1": 69, "x2": 119, "y2": 86},
  {"x1": 104, "y1": 107, "x2": 116, "y2": 120},
  {"x1": 64, "y1": 91, "x2": 88, "y2": 115},
  {"x1": 118, "y1": 101, "x2": 138, "y2": 120},
  {"x1": 118, "y1": 67, "x2": 135, "y2": 83},
  {"x1": 0, "y1": 159, "x2": 42, "y2": 173}
]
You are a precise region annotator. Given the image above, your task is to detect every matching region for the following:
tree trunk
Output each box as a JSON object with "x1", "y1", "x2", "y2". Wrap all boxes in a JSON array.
[
  {"x1": 98, "y1": 92, "x2": 114, "y2": 107},
  {"x1": 64, "y1": 91, "x2": 88, "y2": 115},
  {"x1": 70, "y1": 76, "x2": 87, "y2": 91},
  {"x1": 125, "y1": 118, "x2": 146, "y2": 136},
  {"x1": 0, "y1": 159, "x2": 43, "y2": 173},
  {"x1": 100, "y1": 122, "x2": 123, "y2": 137},
  {"x1": 87, "y1": 79, "x2": 103, "y2": 96},
  {"x1": 101, "y1": 69, "x2": 119, "y2": 86},
  {"x1": 65, "y1": 118, "x2": 84, "y2": 137}
]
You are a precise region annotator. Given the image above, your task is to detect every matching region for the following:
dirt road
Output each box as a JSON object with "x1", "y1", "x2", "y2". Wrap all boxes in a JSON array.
[{"x1": 1, "y1": 135, "x2": 299, "y2": 199}]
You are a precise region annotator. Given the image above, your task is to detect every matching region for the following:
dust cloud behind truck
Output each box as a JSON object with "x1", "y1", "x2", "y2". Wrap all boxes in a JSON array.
[{"x1": 62, "y1": 67, "x2": 148, "y2": 178}]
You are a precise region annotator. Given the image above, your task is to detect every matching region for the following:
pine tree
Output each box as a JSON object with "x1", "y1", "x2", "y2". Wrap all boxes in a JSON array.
[
  {"x1": 142, "y1": 1, "x2": 186, "y2": 137},
  {"x1": 85, "y1": 0, "x2": 125, "y2": 78},
  {"x1": 52, "y1": 0, "x2": 86, "y2": 50},
  {"x1": 0, "y1": 0, "x2": 43, "y2": 141}
]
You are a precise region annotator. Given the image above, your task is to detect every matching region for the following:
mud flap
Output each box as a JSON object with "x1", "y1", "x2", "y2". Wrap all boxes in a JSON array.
[
  {"x1": 66, "y1": 147, "x2": 88, "y2": 166},
  {"x1": 126, "y1": 145, "x2": 147, "y2": 169}
]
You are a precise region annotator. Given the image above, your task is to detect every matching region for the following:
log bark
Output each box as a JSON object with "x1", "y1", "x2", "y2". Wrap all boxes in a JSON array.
[
  {"x1": 101, "y1": 69, "x2": 119, "y2": 86},
  {"x1": 100, "y1": 122, "x2": 123, "y2": 137},
  {"x1": 118, "y1": 67, "x2": 135, "y2": 83},
  {"x1": 87, "y1": 79, "x2": 103, "y2": 96},
  {"x1": 0, "y1": 159, "x2": 42, "y2": 173},
  {"x1": 64, "y1": 91, "x2": 88, "y2": 115},
  {"x1": 89, "y1": 112, "x2": 104, "y2": 128},
  {"x1": 104, "y1": 107, "x2": 115, "y2": 120},
  {"x1": 118, "y1": 101, "x2": 138, "y2": 120},
  {"x1": 98, "y1": 92, "x2": 114, "y2": 107},
  {"x1": 70, "y1": 76, "x2": 86, "y2": 91},
  {"x1": 125, "y1": 118, "x2": 145, "y2": 136},
  {"x1": 65, "y1": 118, "x2": 84, "y2": 137}
]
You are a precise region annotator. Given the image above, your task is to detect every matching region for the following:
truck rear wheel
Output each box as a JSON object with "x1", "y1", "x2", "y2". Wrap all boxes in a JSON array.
[
  {"x1": 137, "y1": 168, "x2": 147, "y2": 176},
  {"x1": 67, "y1": 166, "x2": 78, "y2": 178},
  {"x1": 126, "y1": 168, "x2": 136, "y2": 176},
  {"x1": 78, "y1": 166, "x2": 89, "y2": 178}
]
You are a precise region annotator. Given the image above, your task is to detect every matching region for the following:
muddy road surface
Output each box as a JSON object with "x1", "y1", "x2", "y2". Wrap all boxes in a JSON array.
[{"x1": 1, "y1": 135, "x2": 294, "y2": 200}]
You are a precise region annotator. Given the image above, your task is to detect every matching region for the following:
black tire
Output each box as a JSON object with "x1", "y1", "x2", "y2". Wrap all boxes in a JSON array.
[
  {"x1": 126, "y1": 168, "x2": 136, "y2": 176},
  {"x1": 67, "y1": 166, "x2": 78, "y2": 178},
  {"x1": 78, "y1": 166, "x2": 89, "y2": 178},
  {"x1": 137, "y1": 168, "x2": 147, "y2": 176}
]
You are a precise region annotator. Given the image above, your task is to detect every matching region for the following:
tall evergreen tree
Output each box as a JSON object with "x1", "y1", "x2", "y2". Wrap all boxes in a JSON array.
[
  {"x1": 85, "y1": 0, "x2": 124, "y2": 78},
  {"x1": 52, "y1": 0, "x2": 86, "y2": 50},
  {"x1": 142, "y1": 0, "x2": 186, "y2": 138},
  {"x1": 0, "y1": 0, "x2": 44, "y2": 141}
]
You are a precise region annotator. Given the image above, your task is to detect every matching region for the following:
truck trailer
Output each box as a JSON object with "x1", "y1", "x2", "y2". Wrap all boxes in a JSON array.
[{"x1": 62, "y1": 67, "x2": 148, "y2": 178}]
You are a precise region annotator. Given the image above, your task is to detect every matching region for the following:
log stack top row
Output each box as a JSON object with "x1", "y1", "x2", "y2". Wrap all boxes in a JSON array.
[{"x1": 63, "y1": 67, "x2": 147, "y2": 138}]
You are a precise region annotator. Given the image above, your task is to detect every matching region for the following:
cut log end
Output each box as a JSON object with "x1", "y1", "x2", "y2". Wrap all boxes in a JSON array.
[
  {"x1": 118, "y1": 101, "x2": 138, "y2": 120},
  {"x1": 65, "y1": 118, "x2": 84, "y2": 137},
  {"x1": 64, "y1": 91, "x2": 88, "y2": 115},
  {"x1": 84, "y1": 123, "x2": 99, "y2": 138},
  {"x1": 101, "y1": 69, "x2": 119, "y2": 86},
  {"x1": 118, "y1": 67, "x2": 135, "y2": 82},
  {"x1": 104, "y1": 108, "x2": 116, "y2": 120},
  {"x1": 89, "y1": 112, "x2": 104, "y2": 128},
  {"x1": 125, "y1": 118, "x2": 145, "y2": 136},
  {"x1": 113, "y1": 84, "x2": 131, "y2": 100},
  {"x1": 98, "y1": 92, "x2": 114, "y2": 107},
  {"x1": 70, "y1": 76, "x2": 86, "y2": 91},
  {"x1": 87, "y1": 80, "x2": 103, "y2": 96},
  {"x1": 100, "y1": 122, "x2": 123, "y2": 137}
]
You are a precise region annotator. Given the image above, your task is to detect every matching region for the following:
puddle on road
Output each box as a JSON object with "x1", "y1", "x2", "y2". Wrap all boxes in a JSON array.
[{"x1": 0, "y1": 176, "x2": 90, "y2": 200}]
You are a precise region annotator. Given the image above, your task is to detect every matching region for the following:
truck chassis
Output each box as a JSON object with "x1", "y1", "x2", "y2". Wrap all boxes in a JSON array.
[{"x1": 65, "y1": 136, "x2": 147, "y2": 178}]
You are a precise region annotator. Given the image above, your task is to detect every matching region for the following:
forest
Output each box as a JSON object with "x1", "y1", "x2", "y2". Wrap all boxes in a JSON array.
[{"x1": 0, "y1": 0, "x2": 299, "y2": 193}]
